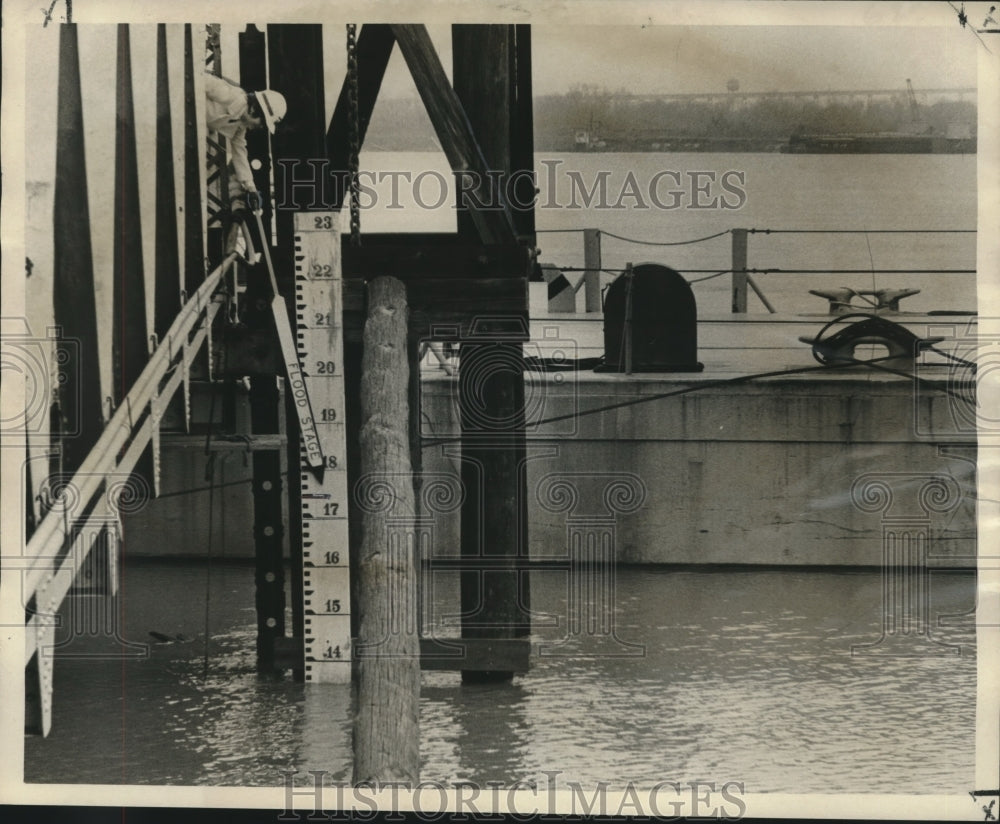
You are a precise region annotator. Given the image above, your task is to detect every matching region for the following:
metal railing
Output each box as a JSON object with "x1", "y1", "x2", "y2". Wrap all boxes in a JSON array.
[
  {"x1": 536, "y1": 226, "x2": 976, "y2": 315},
  {"x1": 23, "y1": 254, "x2": 236, "y2": 662},
  {"x1": 18, "y1": 22, "x2": 235, "y2": 736}
]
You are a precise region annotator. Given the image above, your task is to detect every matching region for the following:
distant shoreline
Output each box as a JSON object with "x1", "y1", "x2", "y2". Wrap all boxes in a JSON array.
[{"x1": 366, "y1": 91, "x2": 977, "y2": 155}]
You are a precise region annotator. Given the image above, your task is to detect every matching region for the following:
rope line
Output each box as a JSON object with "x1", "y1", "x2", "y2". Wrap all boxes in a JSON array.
[
  {"x1": 750, "y1": 228, "x2": 975, "y2": 235},
  {"x1": 421, "y1": 357, "x2": 966, "y2": 448},
  {"x1": 552, "y1": 266, "x2": 974, "y2": 275},
  {"x1": 745, "y1": 268, "x2": 975, "y2": 275},
  {"x1": 149, "y1": 350, "x2": 969, "y2": 501},
  {"x1": 557, "y1": 266, "x2": 630, "y2": 275},
  {"x1": 599, "y1": 228, "x2": 731, "y2": 246},
  {"x1": 687, "y1": 270, "x2": 730, "y2": 284},
  {"x1": 539, "y1": 227, "x2": 974, "y2": 236}
]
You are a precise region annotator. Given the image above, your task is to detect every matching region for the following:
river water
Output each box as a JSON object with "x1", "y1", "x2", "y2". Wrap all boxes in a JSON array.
[
  {"x1": 25, "y1": 560, "x2": 977, "y2": 793},
  {"x1": 24, "y1": 151, "x2": 980, "y2": 794}
]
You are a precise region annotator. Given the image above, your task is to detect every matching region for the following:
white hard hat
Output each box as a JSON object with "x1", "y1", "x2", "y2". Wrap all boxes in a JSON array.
[{"x1": 256, "y1": 90, "x2": 287, "y2": 134}]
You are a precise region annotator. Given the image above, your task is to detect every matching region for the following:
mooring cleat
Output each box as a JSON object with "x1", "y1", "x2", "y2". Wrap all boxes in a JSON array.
[
  {"x1": 871, "y1": 288, "x2": 920, "y2": 313},
  {"x1": 809, "y1": 287, "x2": 856, "y2": 315},
  {"x1": 810, "y1": 286, "x2": 921, "y2": 315}
]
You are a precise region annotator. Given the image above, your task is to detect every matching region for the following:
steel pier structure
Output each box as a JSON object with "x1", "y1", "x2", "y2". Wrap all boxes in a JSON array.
[{"x1": 16, "y1": 21, "x2": 538, "y2": 737}]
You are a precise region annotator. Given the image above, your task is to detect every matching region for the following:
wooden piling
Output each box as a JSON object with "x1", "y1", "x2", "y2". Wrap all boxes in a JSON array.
[{"x1": 353, "y1": 276, "x2": 420, "y2": 785}]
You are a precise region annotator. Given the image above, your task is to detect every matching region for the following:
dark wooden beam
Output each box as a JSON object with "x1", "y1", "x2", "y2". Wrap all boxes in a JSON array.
[
  {"x1": 113, "y1": 25, "x2": 150, "y2": 405},
  {"x1": 449, "y1": 25, "x2": 532, "y2": 684},
  {"x1": 453, "y1": 25, "x2": 510, "y2": 239},
  {"x1": 257, "y1": 635, "x2": 530, "y2": 673},
  {"x1": 114, "y1": 24, "x2": 155, "y2": 489},
  {"x1": 266, "y1": 25, "x2": 328, "y2": 682},
  {"x1": 342, "y1": 234, "x2": 533, "y2": 279},
  {"x1": 267, "y1": 24, "x2": 327, "y2": 280},
  {"x1": 219, "y1": 326, "x2": 280, "y2": 375},
  {"x1": 510, "y1": 25, "x2": 536, "y2": 240},
  {"x1": 239, "y1": 25, "x2": 273, "y2": 241},
  {"x1": 390, "y1": 24, "x2": 518, "y2": 246},
  {"x1": 419, "y1": 638, "x2": 529, "y2": 673},
  {"x1": 154, "y1": 24, "x2": 181, "y2": 341},
  {"x1": 341, "y1": 278, "x2": 528, "y2": 342},
  {"x1": 53, "y1": 23, "x2": 103, "y2": 475},
  {"x1": 325, "y1": 24, "x2": 396, "y2": 211},
  {"x1": 234, "y1": 24, "x2": 289, "y2": 677},
  {"x1": 183, "y1": 25, "x2": 205, "y2": 297},
  {"x1": 240, "y1": 239, "x2": 286, "y2": 675}
]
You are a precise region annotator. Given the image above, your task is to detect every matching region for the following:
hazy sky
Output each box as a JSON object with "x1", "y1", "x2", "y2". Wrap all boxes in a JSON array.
[
  {"x1": 360, "y1": 21, "x2": 978, "y2": 101},
  {"x1": 529, "y1": 25, "x2": 976, "y2": 96}
]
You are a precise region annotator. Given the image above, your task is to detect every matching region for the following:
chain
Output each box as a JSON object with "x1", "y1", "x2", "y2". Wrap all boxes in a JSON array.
[{"x1": 347, "y1": 24, "x2": 361, "y2": 247}]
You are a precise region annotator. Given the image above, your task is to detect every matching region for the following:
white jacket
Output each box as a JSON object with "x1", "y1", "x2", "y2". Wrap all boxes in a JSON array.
[{"x1": 205, "y1": 73, "x2": 254, "y2": 190}]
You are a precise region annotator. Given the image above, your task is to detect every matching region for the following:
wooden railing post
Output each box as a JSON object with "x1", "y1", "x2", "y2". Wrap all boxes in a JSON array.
[
  {"x1": 584, "y1": 228, "x2": 602, "y2": 313},
  {"x1": 731, "y1": 227, "x2": 748, "y2": 313}
]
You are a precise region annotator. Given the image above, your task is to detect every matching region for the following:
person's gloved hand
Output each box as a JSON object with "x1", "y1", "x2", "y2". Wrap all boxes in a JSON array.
[{"x1": 244, "y1": 189, "x2": 263, "y2": 213}]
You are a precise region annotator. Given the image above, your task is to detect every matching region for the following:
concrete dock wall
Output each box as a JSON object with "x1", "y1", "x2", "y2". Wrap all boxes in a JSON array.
[
  {"x1": 124, "y1": 362, "x2": 976, "y2": 567},
  {"x1": 420, "y1": 372, "x2": 976, "y2": 567}
]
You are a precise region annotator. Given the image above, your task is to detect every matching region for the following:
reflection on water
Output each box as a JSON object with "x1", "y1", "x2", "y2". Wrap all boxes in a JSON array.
[{"x1": 25, "y1": 562, "x2": 976, "y2": 793}]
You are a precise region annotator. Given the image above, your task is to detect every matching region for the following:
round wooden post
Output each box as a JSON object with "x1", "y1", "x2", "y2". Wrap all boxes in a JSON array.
[{"x1": 353, "y1": 276, "x2": 420, "y2": 785}]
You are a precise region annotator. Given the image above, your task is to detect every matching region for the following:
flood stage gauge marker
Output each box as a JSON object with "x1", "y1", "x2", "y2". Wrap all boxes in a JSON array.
[{"x1": 292, "y1": 212, "x2": 351, "y2": 683}]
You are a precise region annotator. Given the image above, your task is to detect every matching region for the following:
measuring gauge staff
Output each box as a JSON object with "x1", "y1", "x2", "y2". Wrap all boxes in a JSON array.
[{"x1": 294, "y1": 212, "x2": 351, "y2": 683}]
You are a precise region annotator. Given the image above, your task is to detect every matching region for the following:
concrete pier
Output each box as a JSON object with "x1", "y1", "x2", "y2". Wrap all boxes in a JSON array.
[{"x1": 123, "y1": 308, "x2": 976, "y2": 567}]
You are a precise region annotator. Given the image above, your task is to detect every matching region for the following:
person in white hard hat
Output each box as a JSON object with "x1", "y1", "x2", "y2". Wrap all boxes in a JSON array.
[{"x1": 205, "y1": 73, "x2": 287, "y2": 192}]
